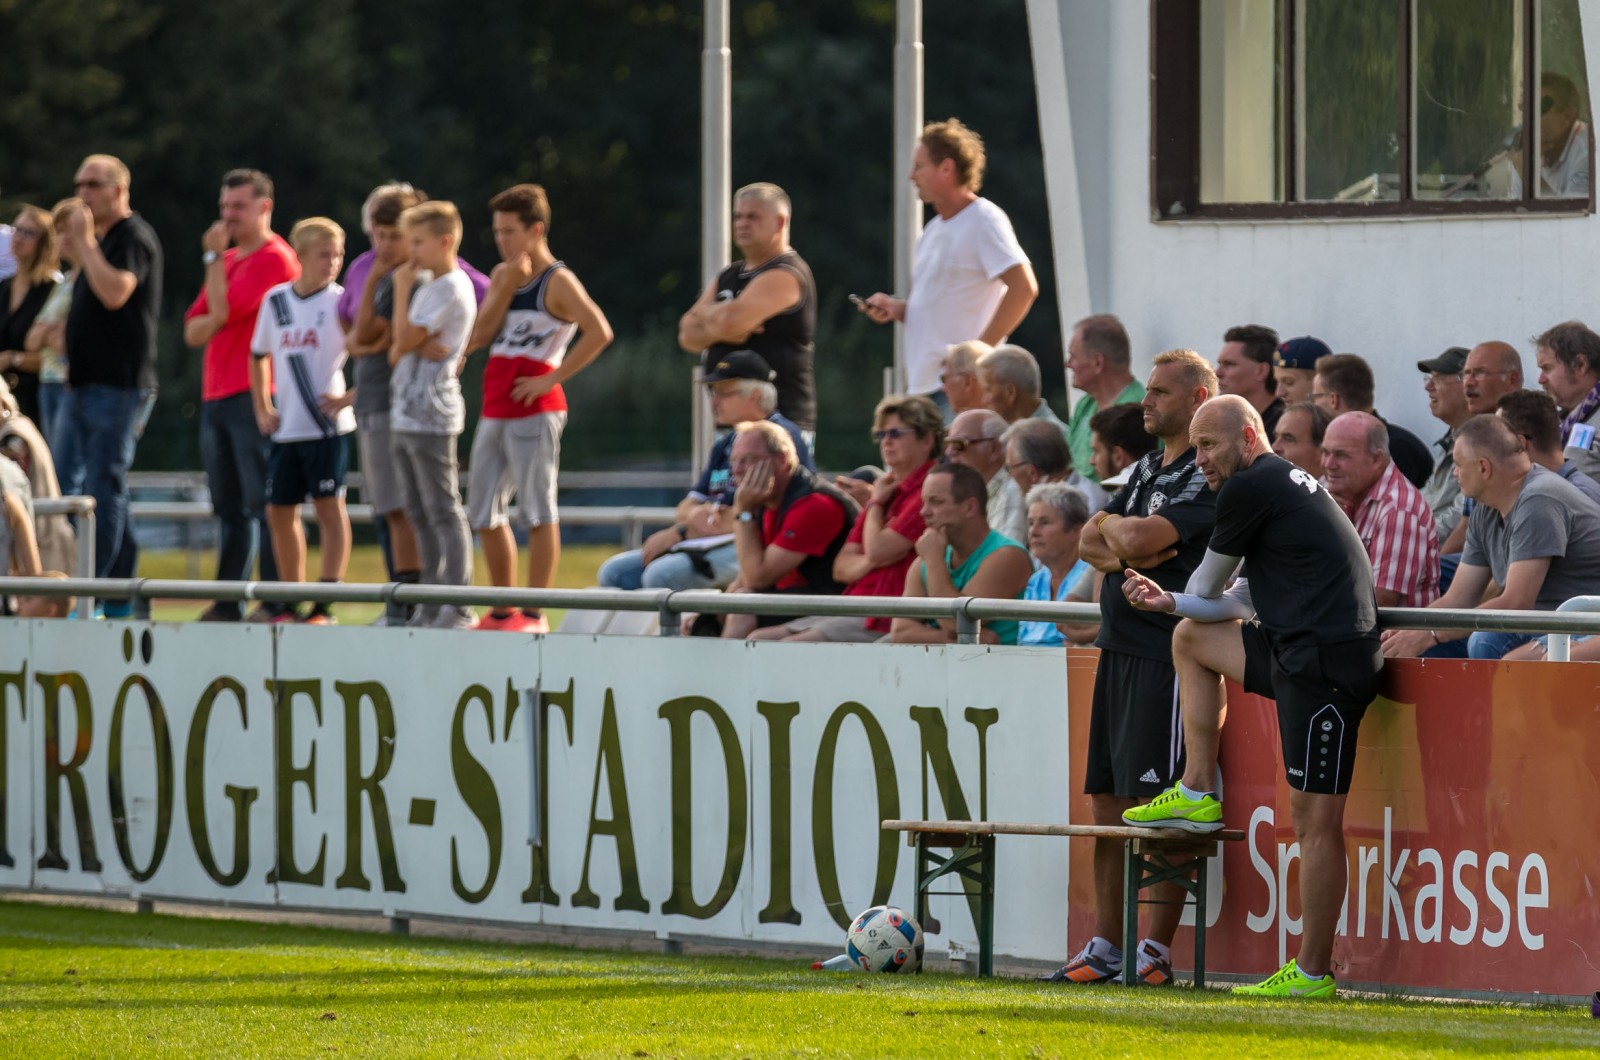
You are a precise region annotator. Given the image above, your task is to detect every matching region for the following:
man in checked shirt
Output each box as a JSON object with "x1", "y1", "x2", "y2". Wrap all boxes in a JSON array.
[{"x1": 1320, "y1": 411, "x2": 1439, "y2": 607}]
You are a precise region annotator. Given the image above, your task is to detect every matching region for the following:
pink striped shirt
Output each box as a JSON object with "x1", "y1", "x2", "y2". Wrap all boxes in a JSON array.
[{"x1": 1342, "y1": 460, "x2": 1440, "y2": 607}]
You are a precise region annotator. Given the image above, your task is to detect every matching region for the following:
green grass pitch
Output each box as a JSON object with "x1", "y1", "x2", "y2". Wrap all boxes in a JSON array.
[{"x1": 0, "y1": 900, "x2": 1593, "y2": 1057}]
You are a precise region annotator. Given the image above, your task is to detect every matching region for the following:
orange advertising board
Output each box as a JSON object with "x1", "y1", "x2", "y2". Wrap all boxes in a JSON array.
[{"x1": 1066, "y1": 649, "x2": 1600, "y2": 996}]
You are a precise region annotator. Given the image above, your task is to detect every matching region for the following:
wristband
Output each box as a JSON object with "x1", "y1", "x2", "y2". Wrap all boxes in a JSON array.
[
  {"x1": 1095, "y1": 512, "x2": 1113, "y2": 530},
  {"x1": 673, "y1": 523, "x2": 688, "y2": 540}
]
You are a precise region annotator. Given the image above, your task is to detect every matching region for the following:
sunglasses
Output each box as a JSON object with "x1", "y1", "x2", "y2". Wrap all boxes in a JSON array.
[{"x1": 871, "y1": 427, "x2": 918, "y2": 443}]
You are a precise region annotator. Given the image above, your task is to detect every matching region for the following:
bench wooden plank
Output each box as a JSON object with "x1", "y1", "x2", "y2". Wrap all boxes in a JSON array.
[{"x1": 882, "y1": 818, "x2": 1245, "y2": 842}]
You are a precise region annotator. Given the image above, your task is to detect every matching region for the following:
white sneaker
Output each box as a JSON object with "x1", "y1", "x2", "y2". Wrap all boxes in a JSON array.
[
  {"x1": 432, "y1": 604, "x2": 477, "y2": 630},
  {"x1": 406, "y1": 605, "x2": 439, "y2": 628}
]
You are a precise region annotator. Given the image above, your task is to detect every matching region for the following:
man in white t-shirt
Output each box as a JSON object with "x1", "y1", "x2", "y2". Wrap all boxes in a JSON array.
[
  {"x1": 862, "y1": 118, "x2": 1037, "y2": 413},
  {"x1": 250, "y1": 218, "x2": 357, "y2": 624}
]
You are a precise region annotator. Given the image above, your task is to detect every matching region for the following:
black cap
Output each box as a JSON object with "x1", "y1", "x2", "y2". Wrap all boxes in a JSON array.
[
  {"x1": 703, "y1": 349, "x2": 776, "y2": 384},
  {"x1": 1417, "y1": 346, "x2": 1469, "y2": 374}
]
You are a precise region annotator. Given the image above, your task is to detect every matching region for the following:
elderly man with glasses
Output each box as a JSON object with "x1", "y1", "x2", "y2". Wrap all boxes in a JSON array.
[{"x1": 944, "y1": 408, "x2": 1025, "y2": 545}]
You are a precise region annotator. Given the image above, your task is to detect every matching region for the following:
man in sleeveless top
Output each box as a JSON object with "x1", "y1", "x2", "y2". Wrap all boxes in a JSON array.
[
  {"x1": 678, "y1": 183, "x2": 816, "y2": 437},
  {"x1": 467, "y1": 184, "x2": 613, "y2": 633},
  {"x1": 890, "y1": 462, "x2": 1031, "y2": 645}
]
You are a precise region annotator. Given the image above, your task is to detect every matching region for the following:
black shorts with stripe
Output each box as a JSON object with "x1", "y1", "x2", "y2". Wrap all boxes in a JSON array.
[
  {"x1": 267, "y1": 435, "x2": 349, "y2": 506},
  {"x1": 1084, "y1": 650, "x2": 1185, "y2": 798},
  {"x1": 1240, "y1": 623, "x2": 1383, "y2": 795}
]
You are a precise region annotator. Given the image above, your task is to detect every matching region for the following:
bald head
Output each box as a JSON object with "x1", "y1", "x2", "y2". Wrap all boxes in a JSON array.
[
  {"x1": 1321, "y1": 412, "x2": 1390, "y2": 503},
  {"x1": 1324, "y1": 411, "x2": 1388, "y2": 454},
  {"x1": 1464, "y1": 341, "x2": 1523, "y2": 415},
  {"x1": 1191, "y1": 394, "x2": 1266, "y2": 441},
  {"x1": 1190, "y1": 396, "x2": 1270, "y2": 489}
]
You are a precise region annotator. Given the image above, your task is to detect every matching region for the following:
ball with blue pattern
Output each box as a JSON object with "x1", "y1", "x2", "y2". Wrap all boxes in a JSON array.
[{"x1": 845, "y1": 905, "x2": 925, "y2": 973}]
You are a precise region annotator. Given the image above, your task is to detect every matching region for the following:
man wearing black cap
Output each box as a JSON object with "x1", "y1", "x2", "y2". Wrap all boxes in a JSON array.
[
  {"x1": 1272, "y1": 336, "x2": 1330, "y2": 407},
  {"x1": 597, "y1": 350, "x2": 813, "y2": 593},
  {"x1": 1417, "y1": 346, "x2": 1470, "y2": 544}
]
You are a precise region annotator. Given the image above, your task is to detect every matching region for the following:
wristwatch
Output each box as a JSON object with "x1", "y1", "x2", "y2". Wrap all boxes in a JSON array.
[
  {"x1": 736, "y1": 511, "x2": 756, "y2": 523},
  {"x1": 202, "y1": 250, "x2": 220, "y2": 266}
]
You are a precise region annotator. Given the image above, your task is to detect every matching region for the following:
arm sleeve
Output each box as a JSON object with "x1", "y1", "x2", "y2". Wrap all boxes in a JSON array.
[
  {"x1": 1172, "y1": 576, "x2": 1254, "y2": 622},
  {"x1": 1181, "y1": 548, "x2": 1245, "y2": 598}
]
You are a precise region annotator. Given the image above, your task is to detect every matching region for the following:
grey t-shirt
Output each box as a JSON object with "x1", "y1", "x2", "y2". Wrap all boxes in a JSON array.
[
  {"x1": 350, "y1": 273, "x2": 401, "y2": 417},
  {"x1": 389, "y1": 269, "x2": 475, "y2": 435},
  {"x1": 1462, "y1": 463, "x2": 1600, "y2": 610},
  {"x1": 0, "y1": 457, "x2": 32, "y2": 577}
]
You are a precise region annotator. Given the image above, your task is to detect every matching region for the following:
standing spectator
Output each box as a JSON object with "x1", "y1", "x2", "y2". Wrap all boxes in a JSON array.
[
  {"x1": 1496, "y1": 389, "x2": 1600, "y2": 505},
  {"x1": 939, "y1": 340, "x2": 990, "y2": 416},
  {"x1": 389, "y1": 201, "x2": 478, "y2": 629},
  {"x1": 1017, "y1": 482, "x2": 1091, "y2": 647},
  {"x1": 1056, "y1": 349, "x2": 1215, "y2": 987},
  {"x1": 1320, "y1": 412, "x2": 1440, "y2": 607},
  {"x1": 249, "y1": 219, "x2": 356, "y2": 625},
  {"x1": 756, "y1": 394, "x2": 941, "y2": 642},
  {"x1": 978, "y1": 343, "x2": 1067, "y2": 434},
  {"x1": 1462, "y1": 340, "x2": 1523, "y2": 415},
  {"x1": 1311, "y1": 352, "x2": 1433, "y2": 488},
  {"x1": 1087, "y1": 403, "x2": 1157, "y2": 489},
  {"x1": 1535, "y1": 320, "x2": 1600, "y2": 480},
  {"x1": 945, "y1": 409, "x2": 1026, "y2": 545},
  {"x1": 1064, "y1": 314, "x2": 1144, "y2": 481},
  {"x1": 1270, "y1": 400, "x2": 1331, "y2": 480},
  {"x1": 1271, "y1": 335, "x2": 1330, "y2": 406},
  {"x1": 61, "y1": 154, "x2": 162, "y2": 618},
  {"x1": 1416, "y1": 346, "x2": 1470, "y2": 544},
  {"x1": 466, "y1": 184, "x2": 613, "y2": 632},
  {"x1": 184, "y1": 169, "x2": 300, "y2": 621},
  {"x1": 1002, "y1": 417, "x2": 1108, "y2": 512},
  {"x1": 0, "y1": 205, "x2": 61, "y2": 424},
  {"x1": 680, "y1": 183, "x2": 816, "y2": 436},
  {"x1": 1214, "y1": 324, "x2": 1284, "y2": 439},
  {"x1": 25, "y1": 200, "x2": 81, "y2": 451},
  {"x1": 1382, "y1": 414, "x2": 1600, "y2": 660},
  {"x1": 862, "y1": 119, "x2": 1037, "y2": 413},
  {"x1": 714, "y1": 420, "x2": 858, "y2": 639},
  {"x1": 890, "y1": 462, "x2": 1032, "y2": 645},
  {"x1": 597, "y1": 351, "x2": 812, "y2": 593}
]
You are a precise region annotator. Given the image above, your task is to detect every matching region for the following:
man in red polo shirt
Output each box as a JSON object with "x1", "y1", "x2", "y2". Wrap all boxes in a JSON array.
[{"x1": 184, "y1": 169, "x2": 300, "y2": 621}]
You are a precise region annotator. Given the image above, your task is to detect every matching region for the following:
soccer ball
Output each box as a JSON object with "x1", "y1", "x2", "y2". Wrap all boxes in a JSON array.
[{"x1": 845, "y1": 905, "x2": 925, "y2": 973}]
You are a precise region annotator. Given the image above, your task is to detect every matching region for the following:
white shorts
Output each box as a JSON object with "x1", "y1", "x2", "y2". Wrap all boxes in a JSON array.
[
  {"x1": 466, "y1": 412, "x2": 565, "y2": 530},
  {"x1": 356, "y1": 410, "x2": 403, "y2": 514}
]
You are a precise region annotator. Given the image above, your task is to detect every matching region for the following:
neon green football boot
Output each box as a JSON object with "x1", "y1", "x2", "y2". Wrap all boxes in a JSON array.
[
  {"x1": 1233, "y1": 959, "x2": 1338, "y2": 999},
  {"x1": 1122, "y1": 784, "x2": 1224, "y2": 833}
]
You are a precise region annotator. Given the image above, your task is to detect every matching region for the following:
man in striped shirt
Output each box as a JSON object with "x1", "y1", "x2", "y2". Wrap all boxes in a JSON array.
[{"x1": 1321, "y1": 412, "x2": 1439, "y2": 607}]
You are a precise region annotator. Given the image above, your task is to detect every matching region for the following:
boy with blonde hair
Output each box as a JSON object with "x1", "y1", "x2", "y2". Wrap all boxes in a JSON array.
[
  {"x1": 389, "y1": 202, "x2": 477, "y2": 628},
  {"x1": 249, "y1": 218, "x2": 355, "y2": 623}
]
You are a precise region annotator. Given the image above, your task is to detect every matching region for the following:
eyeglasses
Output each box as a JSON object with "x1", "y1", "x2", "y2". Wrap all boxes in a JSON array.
[
  {"x1": 937, "y1": 370, "x2": 970, "y2": 385},
  {"x1": 871, "y1": 427, "x2": 917, "y2": 443},
  {"x1": 1462, "y1": 368, "x2": 1512, "y2": 380},
  {"x1": 945, "y1": 437, "x2": 996, "y2": 453}
]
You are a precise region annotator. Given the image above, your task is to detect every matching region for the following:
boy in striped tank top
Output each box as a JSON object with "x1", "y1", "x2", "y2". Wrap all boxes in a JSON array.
[{"x1": 466, "y1": 185, "x2": 613, "y2": 632}]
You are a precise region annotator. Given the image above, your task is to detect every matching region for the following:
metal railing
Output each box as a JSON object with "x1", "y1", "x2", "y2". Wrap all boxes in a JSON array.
[
  {"x1": 1547, "y1": 595, "x2": 1600, "y2": 661},
  {"x1": 10, "y1": 574, "x2": 1600, "y2": 647}
]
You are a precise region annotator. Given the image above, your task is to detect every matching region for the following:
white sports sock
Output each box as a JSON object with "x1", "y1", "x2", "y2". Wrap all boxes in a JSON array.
[
  {"x1": 1137, "y1": 938, "x2": 1171, "y2": 963},
  {"x1": 1177, "y1": 781, "x2": 1214, "y2": 801},
  {"x1": 1087, "y1": 936, "x2": 1123, "y2": 964}
]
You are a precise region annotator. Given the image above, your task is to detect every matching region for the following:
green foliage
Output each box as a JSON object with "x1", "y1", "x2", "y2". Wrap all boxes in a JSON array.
[{"x1": 0, "y1": 900, "x2": 1593, "y2": 1056}]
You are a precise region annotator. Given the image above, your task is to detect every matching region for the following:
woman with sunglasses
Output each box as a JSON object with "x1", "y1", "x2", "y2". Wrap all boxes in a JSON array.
[
  {"x1": 23, "y1": 199, "x2": 82, "y2": 449},
  {"x1": 0, "y1": 205, "x2": 61, "y2": 423}
]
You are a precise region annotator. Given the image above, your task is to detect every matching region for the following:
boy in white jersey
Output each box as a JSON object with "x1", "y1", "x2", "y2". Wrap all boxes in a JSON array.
[
  {"x1": 389, "y1": 201, "x2": 477, "y2": 629},
  {"x1": 249, "y1": 218, "x2": 356, "y2": 624},
  {"x1": 465, "y1": 184, "x2": 612, "y2": 632}
]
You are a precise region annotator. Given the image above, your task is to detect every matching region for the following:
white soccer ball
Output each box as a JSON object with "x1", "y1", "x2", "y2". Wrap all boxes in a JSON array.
[{"x1": 845, "y1": 905, "x2": 925, "y2": 973}]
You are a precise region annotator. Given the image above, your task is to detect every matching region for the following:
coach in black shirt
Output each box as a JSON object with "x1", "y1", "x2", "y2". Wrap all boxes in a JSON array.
[
  {"x1": 61, "y1": 153, "x2": 163, "y2": 616},
  {"x1": 1120, "y1": 395, "x2": 1382, "y2": 1000}
]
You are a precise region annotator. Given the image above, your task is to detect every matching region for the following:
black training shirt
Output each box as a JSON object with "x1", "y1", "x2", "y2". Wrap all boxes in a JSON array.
[
  {"x1": 66, "y1": 213, "x2": 163, "y2": 390},
  {"x1": 1209, "y1": 453, "x2": 1377, "y2": 645},
  {"x1": 1095, "y1": 446, "x2": 1217, "y2": 662}
]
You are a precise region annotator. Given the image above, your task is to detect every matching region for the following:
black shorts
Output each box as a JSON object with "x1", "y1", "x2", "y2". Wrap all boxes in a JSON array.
[
  {"x1": 267, "y1": 436, "x2": 349, "y2": 506},
  {"x1": 1241, "y1": 623, "x2": 1383, "y2": 795},
  {"x1": 1084, "y1": 650, "x2": 1184, "y2": 798}
]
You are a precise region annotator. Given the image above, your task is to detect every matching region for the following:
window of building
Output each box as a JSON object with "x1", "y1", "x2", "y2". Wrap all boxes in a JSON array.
[{"x1": 1153, "y1": 0, "x2": 1593, "y2": 218}]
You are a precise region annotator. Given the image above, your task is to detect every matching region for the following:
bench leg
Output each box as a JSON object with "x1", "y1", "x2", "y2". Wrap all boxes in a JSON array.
[
  {"x1": 978, "y1": 835, "x2": 995, "y2": 978},
  {"x1": 1122, "y1": 843, "x2": 1140, "y2": 987},
  {"x1": 1193, "y1": 858, "x2": 1207, "y2": 989}
]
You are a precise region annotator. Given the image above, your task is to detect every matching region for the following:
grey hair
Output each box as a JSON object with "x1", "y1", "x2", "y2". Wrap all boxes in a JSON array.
[
  {"x1": 733, "y1": 378, "x2": 779, "y2": 415},
  {"x1": 1025, "y1": 482, "x2": 1090, "y2": 529},
  {"x1": 980, "y1": 344, "x2": 1042, "y2": 400},
  {"x1": 735, "y1": 182, "x2": 792, "y2": 237},
  {"x1": 1002, "y1": 418, "x2": 1071, "y2": 477},
  {"x1": 361, "y1": 181, "x2": 418, "y2": 236}
]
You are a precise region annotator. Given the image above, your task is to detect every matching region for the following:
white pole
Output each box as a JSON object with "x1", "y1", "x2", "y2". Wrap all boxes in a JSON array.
[
  {"x1": 892, "y1": 0, "x2": 924, "y2": 396},
  {"x1": 696, "y1": 0, "x2": 732, "y2": 469}
]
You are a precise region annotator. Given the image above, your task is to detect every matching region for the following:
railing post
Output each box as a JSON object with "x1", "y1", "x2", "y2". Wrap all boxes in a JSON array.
[
  {"x1": 77, "y1": 503, "x2": 98, "y2": 620},
  {"x1": 954, "y1": 596, "x2": 979, "y2": 644},
  {"x1": 658, "y1": 591, "x2": 680, "y2": 637}
]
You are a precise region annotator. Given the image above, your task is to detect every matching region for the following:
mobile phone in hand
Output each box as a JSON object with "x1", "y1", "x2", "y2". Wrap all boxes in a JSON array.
[{"x1": 848, "y1": 293, "x2": 868, "y2": 310}]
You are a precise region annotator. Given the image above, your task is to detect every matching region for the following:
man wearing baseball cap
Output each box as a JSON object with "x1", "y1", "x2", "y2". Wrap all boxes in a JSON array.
[
  {"x1": 1416, "y1": 346, "x2": 1470, "y2": 544},
  {"x1": 1272, "y1": 336, "x2": 1331, "y2": 406}
]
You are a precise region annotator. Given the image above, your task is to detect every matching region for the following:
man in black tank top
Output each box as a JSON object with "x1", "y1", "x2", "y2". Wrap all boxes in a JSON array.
[{"x1": 678, "y1": 183, "x2": 816, "y2": 433}]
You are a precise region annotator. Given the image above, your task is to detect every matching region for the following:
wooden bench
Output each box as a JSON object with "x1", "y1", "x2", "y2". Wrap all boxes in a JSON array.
[{"x1": 882, "y1": 819, "x2": 1245, "y2": 985}]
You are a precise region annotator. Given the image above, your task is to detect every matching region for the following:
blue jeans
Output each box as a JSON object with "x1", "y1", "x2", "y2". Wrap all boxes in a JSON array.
[
  {"x1": 63, "y1": 384, "x2": 141, "y2": 587},
  {"x1": 1467, "y1": 630, "x2": 1536, "y2": 660},
  {"x1": 201, "y1": 393, "x2": 278, "y2": 617},
  {"x1": 37, "y1": 382, "x2": 67, "y2": 452},
  {"x1": 597, "y1": 543, "x2": 739, "y2": 591}
]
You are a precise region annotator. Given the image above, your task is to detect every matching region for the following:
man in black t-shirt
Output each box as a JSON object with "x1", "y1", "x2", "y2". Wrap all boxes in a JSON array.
[
  {"x1": 1041, "y1": 349, "x2": 1216, "y2": 987},
  {"x1": 1121, "y1": 395, "x2": 1382, "y2": 999},
  {"x1": 61, "y1": 154, "x2": 163, "y2": 617},
  {"x1": 677, "y1": 183, "x2": 816, "y2": 435}
]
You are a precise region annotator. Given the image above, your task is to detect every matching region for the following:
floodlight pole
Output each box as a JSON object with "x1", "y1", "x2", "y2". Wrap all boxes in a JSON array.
[
  {"x1": 695, "y1": 0, "x2": 732, "y2": 469},
  {"x1": 891, "y1": 0, "x2": 924, "y2": 396}
]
